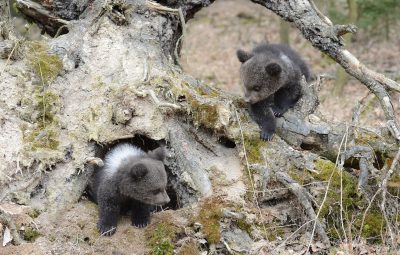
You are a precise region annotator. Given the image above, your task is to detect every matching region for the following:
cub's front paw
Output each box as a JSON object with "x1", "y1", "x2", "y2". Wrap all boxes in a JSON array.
[
  {"x1": 97, "y1": 222, "x2": 117, "y2": 236},
  {"x1": 260, "y1": 130, "x2": 274, "y2": 141},
  {"x1": 132, "y1": 215, "x2": 150, "y2": 228}
]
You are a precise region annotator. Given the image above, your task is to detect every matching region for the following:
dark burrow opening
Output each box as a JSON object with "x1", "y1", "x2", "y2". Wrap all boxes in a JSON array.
[
  {"x1": 218, "y1": 136, "x2": 236, "y2": 148},
  {"x1": 84, "y1": 134, "x2": 182, "y2": 211}
]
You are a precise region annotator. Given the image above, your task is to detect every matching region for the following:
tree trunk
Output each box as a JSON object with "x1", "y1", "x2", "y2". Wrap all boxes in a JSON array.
[{"x1": 1, "y1": 0, "x2": 400, "y2": 253}]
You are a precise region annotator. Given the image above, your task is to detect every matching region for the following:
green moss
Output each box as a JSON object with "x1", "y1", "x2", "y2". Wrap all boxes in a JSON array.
[
  {"x1": 23, "y1": 227, "x2": 41, "y2": 242},
  {"x1": 197, "y1": 198, "x2": 222, "y2": 244},
  {"x1": 22, "y1": 90, "x2": 60, "y2": 151},
  {"x1": 359, "y1": 213, "x2": 385, "y2": 238},
  {"x1": 264, "y1": 223, "x2": 285, "y2": 241},
  {"x1": 187, "y1": 94, "x2": 219, "y2": 130},
  {"x1": 242, "y1": 135, "x2": 265, "y2": 164},
  {"x1": 21, "y1": 42, "x2": 62, "y2": 152},
  {"x1": 312, "y1": 158, "x2": 387, "y2": 242},
  {"x1": 146, "y1": 221, "x2": 179, "y2": 255},
  {"x1": 193, "y1": 85, "x2": 219, "y2": 98},
  {"x1": 25, "y1": 41, "x2": 63, "y2": 85},
  {"x1": 288, "y1": 167, "x2": 309, "y2": 186},
  {"x1": 28, "y1": 208, "x2": 41, "y2": 219},
  {"x1": 312, "y1": 159, "x2": 360, "y2": 218},
  {"x1": 235, "y1": 218, "x2": 252, "y2": 235},
  {"x1": 35, "y1": 90, "x2": 60, "y2": 125},
  {"x1": 354, "y1": 132, "x2": 380, "y2": 145}
]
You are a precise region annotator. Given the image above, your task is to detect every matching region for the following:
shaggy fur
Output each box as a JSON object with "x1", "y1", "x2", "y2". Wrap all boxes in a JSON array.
[
  {"x1": 237, "y1": 43, "x2": 310, "y2": 141},
  {"x1": 88, "y1": 144, "x2": 170, "y2": 236}
]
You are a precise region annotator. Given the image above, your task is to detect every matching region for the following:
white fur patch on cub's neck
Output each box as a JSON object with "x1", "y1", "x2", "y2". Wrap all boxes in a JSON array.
[
  {"x1": 280, "y1": 53, "x2": 295, "y2": 77},
  {"x1": 103, "y1": 143, "x2": 145, "y2": 177}
]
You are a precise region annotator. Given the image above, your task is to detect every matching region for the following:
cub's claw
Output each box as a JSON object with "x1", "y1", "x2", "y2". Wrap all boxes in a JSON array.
[
  {"x1": 97, "y1": 222, "x2": 117, "y2": 236},
  {"x1": 132, "y1": 215, "x2": 150, "y2": 228},
  {"x1": 271, "y1": 106, "x2": 285, "y2": 117},
  {"x1": 260, "y1": 130, "x2": 274, "y2": 141}
]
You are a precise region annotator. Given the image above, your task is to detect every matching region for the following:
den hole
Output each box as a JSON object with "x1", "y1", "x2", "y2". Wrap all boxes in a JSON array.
[
  {"x1": 218, "y1": 136, "x2": 236, "y2": 148},
  {"x1": 85, "y1": 134, "x2": 181, "y2": 211},
  {"x1": 300, "y1": 142, "x2": 321, "y2": 151}
]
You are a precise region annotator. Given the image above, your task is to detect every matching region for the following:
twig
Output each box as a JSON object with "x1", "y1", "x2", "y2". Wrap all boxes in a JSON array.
[
  {"x1": 233, "y1": 107, "x2": 268, "y2": 238},
  {"x1": 174, "y1": 8, "x2": 186, "y2": 65},
  {"x1": 5, "y1": 40, "x2": 20, "y2": 65},
  {"x1": 306, "y1": 131, "x2": 348, "y2": 252},
  {"x1": 275, "y1": 220, "x2": 314, "y2": 248},
  {"x1": 379, "y1": 147, "x2": 400, "y2": 247},
  {"x1": 308, "y1": 0, "x2": 333, "y2": 26},
  {"x1": 54, "y1": 24, "x2": 70, "y2": 38},
  {"x1": 339, "y1": 125, "x2": 349, "y2": 244},
  {"x1": 135, "y1": 89, "x2": 181, "y2": 110},
  {"x1": 358, "y1": 186, "x2": 381, "y2": 239},
  {"x1": 146, "y1": 0, "x2": 179, "y2": 13},
  {"x1": 142, "y1": 56, "x2": 150, "y2": 82},
  {"x1": 276, "y1": 172, "x2": 330, "y2": 246}
]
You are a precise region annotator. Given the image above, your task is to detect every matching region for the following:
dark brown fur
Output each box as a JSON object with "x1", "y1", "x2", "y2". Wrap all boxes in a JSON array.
[
  {"x1": 237, "y1": 43, "x2": 310, "y2": 140},
  {"x1": 88, "y1": 145, "x2": 170, "y2": 236}
]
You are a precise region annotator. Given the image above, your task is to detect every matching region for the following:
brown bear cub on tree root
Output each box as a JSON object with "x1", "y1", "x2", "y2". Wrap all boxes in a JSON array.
[
  {"x1": 88, "y1": 144, "x2": 170, "y2": 236},
  {"x1": 237, "y1": 43, "x2": 311, "y2": 141}
]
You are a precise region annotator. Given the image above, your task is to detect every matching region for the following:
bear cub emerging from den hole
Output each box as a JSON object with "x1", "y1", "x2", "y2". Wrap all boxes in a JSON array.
[
  {"x1": 237, "y1": 43, "x2": 311, "y2": 141},
  {"x1": 88, "y1": 143, "x2": 170, "y2": 236}
]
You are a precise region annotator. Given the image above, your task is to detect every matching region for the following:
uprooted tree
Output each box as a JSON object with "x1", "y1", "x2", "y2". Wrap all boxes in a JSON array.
[{"x1": 1, "y1": 0, "x2": 400, "y2": 253}]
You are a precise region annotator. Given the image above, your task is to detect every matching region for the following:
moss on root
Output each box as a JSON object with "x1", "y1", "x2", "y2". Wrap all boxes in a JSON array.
[
  {"x1": 235, "y1": 218, "x2": 252, "y2": 236},
  {"x1": 22, "y1": 227, "x2": 41, "y2": 242},
  {"x1": 242, "y1": 135, "x2": 265, "y2": 164},
  {"x1": 25, "y1": 41, "x2": 63, "y2": 85},
  {"x1": 22, "y1": 90, "x2": 61, "y2": 151},
  {"x1": 312, "y1": 158, "x2": 386, "y2": 242},
  {"x1": 197, "y1": 198, "x2": 223, "y2": 244},
  {"x1": 187, "y1": 94, "x2": 220, "y2": 130},
  {"x1": 145, "y1": 219, "x2": 180, "y2": 255},
  {"x1": 18, "y1": 41, "x2": 63, "y2": 166}
]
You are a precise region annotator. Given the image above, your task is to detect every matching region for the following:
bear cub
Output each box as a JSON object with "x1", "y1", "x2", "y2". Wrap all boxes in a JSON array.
[
  {"x1": 88, "y1": 143, "x2": 170, "y2": 236},
  {"x1": 237, "y1": 43, "x2": 311, "y2": 141}
]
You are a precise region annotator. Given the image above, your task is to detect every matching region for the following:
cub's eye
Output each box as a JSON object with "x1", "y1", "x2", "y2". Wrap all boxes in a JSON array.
[
  {"x1": 152, "y1": 189, "x2": 161, "y2": 195},
  {"x1": 253, "y1": 86, "x2": 261, "y2": 92}
]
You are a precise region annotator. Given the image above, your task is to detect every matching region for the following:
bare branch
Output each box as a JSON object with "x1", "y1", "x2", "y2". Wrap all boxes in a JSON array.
[{"x1": 15, "y1": 0, "x2": 69, "y2": 35}]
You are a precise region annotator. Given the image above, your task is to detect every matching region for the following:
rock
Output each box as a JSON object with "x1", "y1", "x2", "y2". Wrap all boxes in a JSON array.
[{"x1": 222, "y1": 227, "x2": 253, "y2": 253}]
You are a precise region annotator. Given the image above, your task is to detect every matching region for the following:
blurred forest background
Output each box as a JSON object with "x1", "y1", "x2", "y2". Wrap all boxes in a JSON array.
[{"x1": 181, "y1": 0, "x2": 400, "y2": 127}]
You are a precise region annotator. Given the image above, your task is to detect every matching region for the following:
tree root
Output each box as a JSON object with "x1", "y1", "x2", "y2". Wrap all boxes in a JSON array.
[
  {"x1": 15, "y1": 0, "x2": 69, "y2": 36},
  {"x1": 276, "y1": 172, "x2": 331, "y2": 246}
]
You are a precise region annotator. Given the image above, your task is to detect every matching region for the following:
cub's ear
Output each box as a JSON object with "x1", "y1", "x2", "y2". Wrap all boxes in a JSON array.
[
  {"x1": 148, "y1": 147, "x2": 166, "y2": 161},
  {"x1": 236, "y1": 49, "x2": 254, "y2": 63},
  {"x1": 130, "y1": 163, "x2": 148, "y2": 180},
  {"x1": 265, "y1": 63, "x2": 282, "y2": 76}
]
